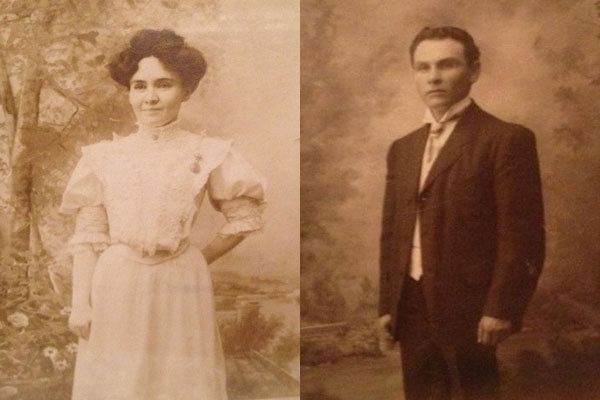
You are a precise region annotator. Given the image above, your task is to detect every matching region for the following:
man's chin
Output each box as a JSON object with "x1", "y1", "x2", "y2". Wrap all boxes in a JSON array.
[
  {"x1": 425, "y1": 98, "x2": 450, "y2": 108},
  {"x1": 425, "y1": 101, "x2": 452, "y2": 115}
]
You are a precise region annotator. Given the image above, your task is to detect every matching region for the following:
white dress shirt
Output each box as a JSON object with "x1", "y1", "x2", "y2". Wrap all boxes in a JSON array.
[{"x1": 409, "y1": 96, "x2": 472, "y2": 280}]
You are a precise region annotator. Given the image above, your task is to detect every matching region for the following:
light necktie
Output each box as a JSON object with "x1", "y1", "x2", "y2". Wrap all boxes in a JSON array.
[{"x1": 425, "y1": 122, "x2": 445, "y2": 164}]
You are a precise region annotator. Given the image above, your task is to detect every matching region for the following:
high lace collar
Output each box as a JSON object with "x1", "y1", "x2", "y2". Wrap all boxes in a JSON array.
[{"x1": 135, "y1": 119, "x2": 182, "y2": 143}]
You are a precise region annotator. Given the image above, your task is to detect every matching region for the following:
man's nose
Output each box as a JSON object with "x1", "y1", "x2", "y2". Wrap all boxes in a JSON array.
[{"x1": 427, "y1": 67, "x2": 442, "y2": 84}]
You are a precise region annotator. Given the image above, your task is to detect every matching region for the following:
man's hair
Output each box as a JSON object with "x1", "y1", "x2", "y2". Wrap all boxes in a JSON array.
[{"x1": 409, "y1": 26, "x2": 480, "y2": 67}]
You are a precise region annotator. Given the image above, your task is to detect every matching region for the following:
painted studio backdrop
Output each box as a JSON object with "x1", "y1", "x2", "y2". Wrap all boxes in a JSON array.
[
  {"x1": 0, "y1": 0, "x2": 299, "y2": 399},
  {"x1": 301, "y1": 0, "x2": 600, "y2": 399}
]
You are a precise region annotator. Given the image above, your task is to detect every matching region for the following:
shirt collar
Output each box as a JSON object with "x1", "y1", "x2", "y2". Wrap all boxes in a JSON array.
[
  {"x1": 423, "y1": 96, "x2": 472, "y2": 125},
  {"x1": 135, "y1": 119, "x2": 182, "y2": 142}
]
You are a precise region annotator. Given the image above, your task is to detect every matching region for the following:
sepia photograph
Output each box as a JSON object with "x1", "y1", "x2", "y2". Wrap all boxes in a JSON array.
[
  {"x1": 0, "y1": 1, "x2": 299, "y2": 399},
  {"x1": 301, "y1": 1, "x2": 600, "y2": 399}
]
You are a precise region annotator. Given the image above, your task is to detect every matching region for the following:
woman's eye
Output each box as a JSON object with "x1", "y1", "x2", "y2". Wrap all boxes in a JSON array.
[
  {"x1": 132, "y1": 83, "x2": 146, "y2": 90},
  {"x1": 157, "y1": 81, "x2": 173, "y2": 88}
]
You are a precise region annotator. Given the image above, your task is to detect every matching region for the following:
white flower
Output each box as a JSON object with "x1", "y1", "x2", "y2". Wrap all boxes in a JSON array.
[
  {"x1": 53, "y1": 359, "x2": 68, "y2": 372},
  {"x1": 66, "y1": 343, "x2": 78, "y2": 354},
  {"x1": 59, "y1": 306, "x2": 72, "y2": 316},
  {"x1": 7, "y1": 312, "x2": 29, "y2": 328},
  {"x1": 43, "y1": 346, "x2": 58, "y2": 359}
]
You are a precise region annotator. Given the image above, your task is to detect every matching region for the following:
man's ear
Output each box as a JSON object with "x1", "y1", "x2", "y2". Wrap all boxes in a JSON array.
[{"x1": 469, "y1": 61, "x2": 481, "y2": 84}]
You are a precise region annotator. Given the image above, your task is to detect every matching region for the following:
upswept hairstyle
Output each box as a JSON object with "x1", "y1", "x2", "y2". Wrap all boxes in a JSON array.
[
  {"x1": 409, "y1": 26, "x2": 480, "y2": 67},
  {"x1": 108, "y1": 29, "x2": 207, "y2": 93}
]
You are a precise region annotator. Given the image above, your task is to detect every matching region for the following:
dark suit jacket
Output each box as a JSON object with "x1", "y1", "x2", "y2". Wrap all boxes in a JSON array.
[{"x1": 379, "y1": 102, "x2": 545, "y2": 345}]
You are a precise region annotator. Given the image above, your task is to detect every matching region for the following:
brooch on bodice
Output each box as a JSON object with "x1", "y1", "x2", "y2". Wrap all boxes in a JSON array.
[{"x1": 190, "y1": 153, "x2": 203, "y2": 174}]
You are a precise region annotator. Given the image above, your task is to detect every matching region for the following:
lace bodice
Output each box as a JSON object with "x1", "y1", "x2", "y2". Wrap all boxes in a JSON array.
[{"x1": 60, "y1": 122, "x2": 266, "y2": 256}]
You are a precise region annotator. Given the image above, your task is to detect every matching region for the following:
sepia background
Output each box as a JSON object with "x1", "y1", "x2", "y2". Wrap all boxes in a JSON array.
[
  {"x1": 301, "y1": 0, "x2": 600, "y2": 399},
  {"x1": 0, "y1": 0, "x2": 299, "y2": 399}
]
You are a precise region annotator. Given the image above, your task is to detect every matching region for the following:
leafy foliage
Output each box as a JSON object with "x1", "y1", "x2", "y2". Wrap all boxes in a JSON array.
[
  {"x1": 220, "y1": 307, "x2": 284, "y2": 356},
  {"x1": 301, "y1": 266, "x2": 347, "y2": 323},
  {"x1": 269, "y1": 327, "x2": 300, "y2": 368},
  {"x1": 0, "y1": 252, "x2": 77, "y2": 398}
]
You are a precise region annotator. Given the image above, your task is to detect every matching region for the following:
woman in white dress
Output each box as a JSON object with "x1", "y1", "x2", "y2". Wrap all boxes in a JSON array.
[{"x1": 59, "y1": 29, "x2": 265, "y2": 400}]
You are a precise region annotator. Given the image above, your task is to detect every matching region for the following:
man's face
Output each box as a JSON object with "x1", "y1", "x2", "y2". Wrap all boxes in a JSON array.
[{"x1": 412, "y1": 38, "x2": 480, "y2": 117}]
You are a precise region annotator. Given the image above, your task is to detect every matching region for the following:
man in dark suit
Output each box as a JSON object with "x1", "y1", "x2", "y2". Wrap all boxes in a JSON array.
[{"x1": 378, "y1": 26, "x2": 545, "y2": 400}]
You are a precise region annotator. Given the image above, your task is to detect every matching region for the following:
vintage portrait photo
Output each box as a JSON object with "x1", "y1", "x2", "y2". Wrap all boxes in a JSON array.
[
  {"x1": 301, "y1": 1, "x2": 600, "y2": 399},
  {"x1": 0, "y1": 1, "x2": 299, "y2": 399}
]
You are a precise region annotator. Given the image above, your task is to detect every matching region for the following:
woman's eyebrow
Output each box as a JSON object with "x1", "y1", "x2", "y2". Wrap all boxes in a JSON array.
[{"x1": 130, "y1": 78, "x2": 175, "y2": 83}]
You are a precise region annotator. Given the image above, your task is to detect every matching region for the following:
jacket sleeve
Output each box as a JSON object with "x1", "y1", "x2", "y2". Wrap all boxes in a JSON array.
[
  {"x1": 379, "y1": 142, "x2": 398, "y2": 317},
  {"x1": 483, "y1": 127, "x2": 545, "y2": 329}
]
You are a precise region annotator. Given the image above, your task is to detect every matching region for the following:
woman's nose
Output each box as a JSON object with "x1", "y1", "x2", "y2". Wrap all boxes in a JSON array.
[{"x1": 144, "y1": 89, "x2": 159, "y2": 103}]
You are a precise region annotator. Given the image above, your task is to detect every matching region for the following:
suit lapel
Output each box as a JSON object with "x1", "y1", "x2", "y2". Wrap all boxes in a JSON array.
[
  {"x1": 420, "y1": 103, "x2": 481, "y2": 193},
  {"x1": 403, "y1": 126, "x2": 429, "y2": 198}
]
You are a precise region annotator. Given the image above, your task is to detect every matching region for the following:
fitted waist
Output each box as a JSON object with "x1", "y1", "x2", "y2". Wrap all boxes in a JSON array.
[{"x1": 108, "y1": 240, "x2": 191, "y2": 265}]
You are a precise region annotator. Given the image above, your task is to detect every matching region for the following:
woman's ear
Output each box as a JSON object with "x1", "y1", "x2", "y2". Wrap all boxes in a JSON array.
[{"x1": 182, "y1": 89, "x2": 192, "y2": 102}]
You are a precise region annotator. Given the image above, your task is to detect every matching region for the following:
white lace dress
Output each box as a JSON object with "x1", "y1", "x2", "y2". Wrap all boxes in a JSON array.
[{"x1": 59, "y1": 121, "x2": 265, "y2": 400}]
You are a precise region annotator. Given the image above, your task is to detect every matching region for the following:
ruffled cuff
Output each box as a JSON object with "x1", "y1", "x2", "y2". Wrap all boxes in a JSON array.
[
  {"x1": 217, "y1": 197, "x2": 265, "y2": 237},
  {"x1": 67, "y1": 206, "x2": 110, "y2": 255}
]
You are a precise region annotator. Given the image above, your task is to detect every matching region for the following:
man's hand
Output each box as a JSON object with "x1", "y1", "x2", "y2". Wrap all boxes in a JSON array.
[
  {"x1": 477, "y1": 315, "x2": 512, "y2": 346},
  {"x1": 377, "y1": 314, "x2": 396, "y2": 354}
]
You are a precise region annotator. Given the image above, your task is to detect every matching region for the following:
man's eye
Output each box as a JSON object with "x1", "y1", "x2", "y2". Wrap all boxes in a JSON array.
[
  {"x1": 439, "y1": 60, "x2": 459, "y2": 69},
  {"x1": 415, "y1": 64, "x2": 429, "y2": 72}
]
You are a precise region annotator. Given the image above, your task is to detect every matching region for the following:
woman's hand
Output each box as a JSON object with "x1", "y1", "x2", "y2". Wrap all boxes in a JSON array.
[
  {"x1": 69, "y1": 305, "x2": 92, "y2": 340},
  {"x1": 70, "y1": 248, "x2": 97, "y2": 341}
]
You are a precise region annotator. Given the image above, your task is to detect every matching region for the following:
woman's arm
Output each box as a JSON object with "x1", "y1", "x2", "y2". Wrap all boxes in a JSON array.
[
  {"x1": 69, "y1": 247, "x2": 97, "y2": 340},
  {"x1": 201, "y1": 234, "x2": 245, "y2": 265}
]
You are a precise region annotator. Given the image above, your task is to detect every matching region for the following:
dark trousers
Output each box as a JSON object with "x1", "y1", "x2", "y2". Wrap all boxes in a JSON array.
[{"x1": 396, "y1": 277, "x2": 499, "y2": 400}]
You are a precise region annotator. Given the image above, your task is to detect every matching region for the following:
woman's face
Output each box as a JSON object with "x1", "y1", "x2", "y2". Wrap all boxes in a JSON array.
[{"x1": 128, "y1": 56, "x2": 190, "y2": 127}]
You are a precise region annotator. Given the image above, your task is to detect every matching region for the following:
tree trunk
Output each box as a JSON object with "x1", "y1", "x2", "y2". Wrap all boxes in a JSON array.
[
  {"x1": 0, "y1": 54, "x2": 17, "y2": 252},
  {"x1": 0, "y1": 54, "x2": 16, "y2": 209},
  {"x1": 10, "y1": 62, "x2": 43, "y2": 252}
]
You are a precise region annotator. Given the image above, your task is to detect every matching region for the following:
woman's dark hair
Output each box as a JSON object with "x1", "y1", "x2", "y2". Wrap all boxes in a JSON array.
[
  {"x1": 409, "y1": 26, "x2": 480, "y2": 67},
  {"x1": 108, "y1": 29, "x2": 207, "y2": 93}
]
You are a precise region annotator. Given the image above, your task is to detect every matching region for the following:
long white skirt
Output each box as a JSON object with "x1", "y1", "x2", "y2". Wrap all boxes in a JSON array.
[{"x1": 71, "y1": 244, "x2": 227, "y2": 400}]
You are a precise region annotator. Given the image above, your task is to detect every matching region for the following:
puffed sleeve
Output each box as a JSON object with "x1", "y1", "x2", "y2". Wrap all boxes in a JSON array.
[
  {"x1": 59, "y1": 156, "x2": 110, "y2": 254},
  {"x1": 207, "y1": 146, "x2": 266, "y2": 237}
]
